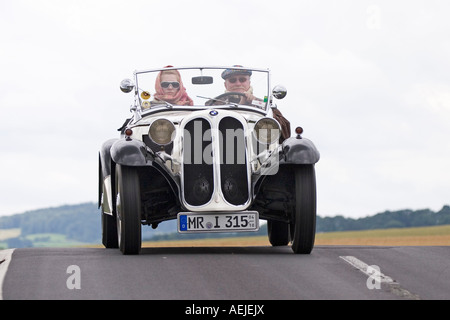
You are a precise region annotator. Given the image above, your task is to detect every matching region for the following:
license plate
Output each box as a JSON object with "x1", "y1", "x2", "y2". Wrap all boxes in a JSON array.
[{"x1": 178, "y1": 211, "x2": 259, "y2": 233}]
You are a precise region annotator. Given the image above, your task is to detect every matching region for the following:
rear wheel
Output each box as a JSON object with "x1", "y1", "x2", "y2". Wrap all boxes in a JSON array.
[
  {"x1": 101, "y1": 207, "x2": 118, "y2": 248},
  {"x1": 115, "y1": 165, "x2": 142, "y2": 255},
  {"x1": 290, "y1": 165, "x2": 317, "y2": 254},
  {"x1": 267, "y1": 220, "x2": 290, "y2": 246}
]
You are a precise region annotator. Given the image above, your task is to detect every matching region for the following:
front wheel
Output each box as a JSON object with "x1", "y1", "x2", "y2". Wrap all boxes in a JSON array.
[
  {"x1": 290, "y1": 165, "x2": 317, "y2": 254},
  {"x1": 115, "y1": 165, "x2": 142, "y2": 255}
]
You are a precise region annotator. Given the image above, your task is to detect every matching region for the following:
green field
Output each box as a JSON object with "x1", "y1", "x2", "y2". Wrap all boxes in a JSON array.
[
  {"x1": 0, "y1": 230, "x2": 86, "y2": 249},
  {"x1": 24, "y1": 233, "x2": 86, "y2": 247},
  {"x1": 142, "y1": 224, "x2": 450, "y2": 247},
  {"x1": 0, "y1": 228, "x2": 20, "y2": 241},
  {"x1": 315, "y1": 224, "x2": 450, "y2": 246}
]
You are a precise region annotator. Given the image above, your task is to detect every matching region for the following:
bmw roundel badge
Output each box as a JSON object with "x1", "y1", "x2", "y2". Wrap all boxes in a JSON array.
[{"x1": 209, "y1": 110, "x2": 218, "y2": 116}]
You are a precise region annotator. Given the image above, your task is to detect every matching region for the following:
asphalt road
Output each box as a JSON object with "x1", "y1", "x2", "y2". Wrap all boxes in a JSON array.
[{"x1": 1, "y1": 246, "x2": 450, "y2": 300}]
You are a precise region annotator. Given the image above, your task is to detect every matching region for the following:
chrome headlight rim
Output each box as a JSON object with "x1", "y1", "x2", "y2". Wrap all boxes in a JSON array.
[
  {"x1": 253, "y1": 117, "x2": 281, "y2": 145},
  {"x1": 148, "y1": 118, "x2": 176, "y2": 145}
]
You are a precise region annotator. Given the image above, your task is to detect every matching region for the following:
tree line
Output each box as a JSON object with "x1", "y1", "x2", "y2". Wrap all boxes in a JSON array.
[{"x1": 316, "y1": 205, "x2": 450, "y2": 232}]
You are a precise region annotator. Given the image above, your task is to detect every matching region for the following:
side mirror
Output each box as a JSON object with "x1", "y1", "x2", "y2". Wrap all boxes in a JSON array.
[
  {"x1": 272, "y1": 85, "x2": 287, "y2": 100},
  {"x1": 192, "y1": 76, "x2": 213, "y2": 85},
  {"x1": 120, "y1": 79, "x2": 135, "y2": 93}
]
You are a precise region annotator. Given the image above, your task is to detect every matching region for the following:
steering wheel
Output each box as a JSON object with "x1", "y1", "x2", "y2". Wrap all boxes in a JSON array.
[{"x1": 205, "y1": 92, "x2": 247, "y2": 106}]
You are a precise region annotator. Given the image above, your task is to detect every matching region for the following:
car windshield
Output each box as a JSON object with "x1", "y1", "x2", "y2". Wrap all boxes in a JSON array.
[{"x1": 134, "y1": 66, "x2": 270, "y2": 111}]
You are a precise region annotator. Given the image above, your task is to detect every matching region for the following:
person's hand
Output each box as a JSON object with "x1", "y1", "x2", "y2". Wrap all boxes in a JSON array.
[{"x1": 242, "y1": 91, "x2": 255, "y2": 103}]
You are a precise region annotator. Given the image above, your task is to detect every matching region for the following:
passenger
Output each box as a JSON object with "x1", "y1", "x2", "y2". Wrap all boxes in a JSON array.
[
  {"x1": 153, "y1": 66, "x2": 193, "y2": 106},
  {"x1": 222, "y1": 65, "x2": 291, "y2": 142}
]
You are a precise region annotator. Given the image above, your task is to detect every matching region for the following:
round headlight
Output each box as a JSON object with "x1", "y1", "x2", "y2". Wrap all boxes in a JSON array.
[
  {"x1": 149, "y1": 119, "x2": 176, "y2": 145},
  {"x1": 254, "y1": 118, "x2": 280, "y2": 144}
]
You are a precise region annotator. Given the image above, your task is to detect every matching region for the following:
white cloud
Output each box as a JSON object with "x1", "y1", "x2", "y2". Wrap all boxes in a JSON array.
[{"x1": 411, "y1": 84, "x2": 450, "y2": 118}]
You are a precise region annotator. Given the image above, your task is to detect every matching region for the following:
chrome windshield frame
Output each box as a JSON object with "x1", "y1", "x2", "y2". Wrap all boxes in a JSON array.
[{"x1": 132, "y1": 66, "x2": 272, "y2": 116}]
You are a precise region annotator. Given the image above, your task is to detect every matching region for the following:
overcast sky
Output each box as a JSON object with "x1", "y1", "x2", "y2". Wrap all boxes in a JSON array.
[{"x1": 1, "y1": 0, "x2": 449, "y2": 218}]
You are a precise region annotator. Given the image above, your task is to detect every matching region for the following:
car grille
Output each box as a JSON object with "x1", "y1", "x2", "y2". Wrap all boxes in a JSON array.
[
  {"x1": 183, "y1": 118, "x2": 214, "y2": 206},
  {"x1": 218, "y1": 117, "x2": 249, "y2": 205},
  {"x1": 182, "y1": 116, "x2": 249, "y2": 207}
]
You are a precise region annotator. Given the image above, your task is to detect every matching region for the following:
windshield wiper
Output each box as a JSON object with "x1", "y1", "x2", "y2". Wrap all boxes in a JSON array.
[
  {"x1": 148, "y1": 100, "x2": 173, "y2": 109},
  {"x1": 157, "y1": 100, "x2": 173, "y2": 108}
]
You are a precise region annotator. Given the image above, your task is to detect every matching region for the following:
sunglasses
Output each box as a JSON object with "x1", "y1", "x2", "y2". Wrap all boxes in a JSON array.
[
  {"x1": 227, "y1": 77, "x2": 248, "y2": 84},
  {"x1": 161, "y1": 81, "x2": 180, "y2": 89}
]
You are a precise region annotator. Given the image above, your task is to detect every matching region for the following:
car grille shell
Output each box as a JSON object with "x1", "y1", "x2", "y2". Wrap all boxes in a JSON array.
[{"x1": 181, "y1": 112, "x2": 250, "y2": 210}]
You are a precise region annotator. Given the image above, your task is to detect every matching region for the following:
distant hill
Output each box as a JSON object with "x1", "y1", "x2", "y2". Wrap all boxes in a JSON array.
[
  {"x1": 0, "y1": 203, "x2": 101, "y2": 247},
  {"x1": 0, "y1": 202, "x2": 179, "y2": 247},
  {"x1": 1, "y1": 202, "x2": 449, "y2": 248}
]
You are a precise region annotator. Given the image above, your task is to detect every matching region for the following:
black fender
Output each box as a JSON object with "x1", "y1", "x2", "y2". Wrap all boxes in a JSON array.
[
  {"x1": 110, "y1": 138, "x2": 148, "y2": 166},
  {"x1": 98, "y1": 138, "x2": 149, "y2": 211},
  {"x1": 252, "y1": 137, "x2": 319, "y2": 200},
  {"x1": 108, "y1": 138, "x2": 182, "y2": 208},
  {"x1": 281, "y1": 137, "x2": 320, "y2": 164}
]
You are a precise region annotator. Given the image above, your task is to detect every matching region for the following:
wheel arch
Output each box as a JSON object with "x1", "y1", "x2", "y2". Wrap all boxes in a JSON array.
[
  {"x1": 281, "y1": 137, "x2": 320, "y2": 164},
  {"x1": 110, "y1": 138, "x2": 148, "y2": 167}
]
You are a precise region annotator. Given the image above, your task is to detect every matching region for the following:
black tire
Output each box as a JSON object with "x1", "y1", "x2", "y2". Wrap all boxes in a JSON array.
[
  {"x1": 115, "y1": 165, "x2": 142, "y2": 255},
  {"x1": 267, "y1": 220, "x2": 290, "y2": 246},
  {"x1": 101, "y1": 207, "x2": 118, "y2": 248},
  {"x1": 290, "y1": 165, "x2": 317, "y2": 254}
]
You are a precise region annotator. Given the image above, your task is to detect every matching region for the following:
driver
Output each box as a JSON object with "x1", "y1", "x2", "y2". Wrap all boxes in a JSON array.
[
  {"x1": 221, "y1": 66, "x2": 257, "y2": 105},
  {"x1": 222, "y1": 65, "x2": 291, "y2": 142}
]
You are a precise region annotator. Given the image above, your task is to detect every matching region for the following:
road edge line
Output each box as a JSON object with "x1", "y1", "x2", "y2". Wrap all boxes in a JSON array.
[{"x1": 0, "y1": 249, "x2": 15, "y2": 300}]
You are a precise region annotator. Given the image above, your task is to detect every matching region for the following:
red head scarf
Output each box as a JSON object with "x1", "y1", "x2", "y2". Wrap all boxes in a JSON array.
[{"x1": 154, "y1": 66, "x2": 193, "y2": 106}]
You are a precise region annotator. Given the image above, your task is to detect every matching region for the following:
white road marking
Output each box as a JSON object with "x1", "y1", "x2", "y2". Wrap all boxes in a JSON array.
[
  {"x1": 0, "y1": 249, "x2": 15, "y2": 300},
  {"x1": 340, "y1": 255, "x2": 420, "y2": 299},
  {"x1": 339, "y1": 255, "x2": 395, "y2": 283}
]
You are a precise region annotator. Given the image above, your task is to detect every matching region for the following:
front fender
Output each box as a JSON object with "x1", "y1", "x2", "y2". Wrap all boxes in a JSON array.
[
  {"x1": 281, "y1": 137, "x2": 320, "y2": 164},
  {"x1": 109, "y1": 138, "x2": 182, "y2": 212},
  {"x1": 99, "y1": 139, "x2": 118, "y2": 178},
  {"x1": 111, "y1": 138, "x2": 149, "y2": 166}
]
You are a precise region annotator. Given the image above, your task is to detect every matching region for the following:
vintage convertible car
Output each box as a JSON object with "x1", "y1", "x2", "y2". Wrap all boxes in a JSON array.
[{"x1": 98, "y1": 66, "x2": 320, "y2": 254}]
